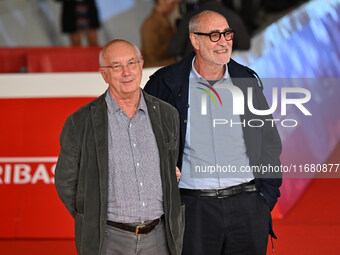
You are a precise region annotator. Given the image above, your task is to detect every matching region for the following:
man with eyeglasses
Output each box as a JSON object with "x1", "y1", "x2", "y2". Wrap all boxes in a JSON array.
[
  {"x1": 55, "y1": 39, "x2": 184, "y2": 255},
  {"x1": 144, "y1": 10, "x2": 282, "y2": 255},
  {"x1": 169, "y1": 0, "x2": 250, "y2": 60}
]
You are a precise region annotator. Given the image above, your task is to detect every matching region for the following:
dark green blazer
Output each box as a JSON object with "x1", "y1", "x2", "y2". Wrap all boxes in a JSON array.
[{"x1": 55, "y1": 90, "x2": 184, "y2": 255}]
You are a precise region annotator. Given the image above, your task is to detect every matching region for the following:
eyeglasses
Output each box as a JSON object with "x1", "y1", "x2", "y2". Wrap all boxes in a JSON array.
[
  {"x1": 101, "y1": 60, "x2": 141, "y2": 72},
  {"x1": 193, "y1": 29, "x2": 235, "y2": 42}
]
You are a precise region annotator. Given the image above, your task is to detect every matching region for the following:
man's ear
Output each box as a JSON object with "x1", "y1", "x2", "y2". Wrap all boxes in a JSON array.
[
  {"x1": 190, "y1": 33, "x2": 200, "y2": 50},
  {"x1": 99, "y1": 68, "x2": 108, "y2": 84}
]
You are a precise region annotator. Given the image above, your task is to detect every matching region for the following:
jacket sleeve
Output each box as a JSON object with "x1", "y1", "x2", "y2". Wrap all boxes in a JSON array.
[
  {"x1": 253, "y1": 79, "x2": 282, "y2": 211},
  {"x1": 55, "y1": 116, "x2": 80, "y2": 219}
]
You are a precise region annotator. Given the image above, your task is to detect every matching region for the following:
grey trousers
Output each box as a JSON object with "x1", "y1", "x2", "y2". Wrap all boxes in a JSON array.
[{"x1": 101, "y1": 218, "x2": 170, "y2": 255}]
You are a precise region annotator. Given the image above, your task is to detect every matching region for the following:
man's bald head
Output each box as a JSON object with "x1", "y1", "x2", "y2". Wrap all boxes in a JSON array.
[
  {"x1": 189, "y1": 10, "x2": 228, "y2": 34},
  {"x1": 99, "y1": 39, "x2": 142, "y2": 66}
]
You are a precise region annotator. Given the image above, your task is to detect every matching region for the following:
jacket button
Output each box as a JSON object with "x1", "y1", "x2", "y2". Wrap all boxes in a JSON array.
[
  {"x1": 178, "y1": 93, "x2": 182, "y2": 97},
  {"x1": 186, "y1": 104, "x2": 189, "y2": 108},
  {"x1": 184, "y1": 120, "x2": 187, "y2": 123}
]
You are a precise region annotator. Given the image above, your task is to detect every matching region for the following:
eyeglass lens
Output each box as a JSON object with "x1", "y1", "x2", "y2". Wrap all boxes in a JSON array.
[{"x1": 210, "y1": 31, "x2": 234, "y2": 42}]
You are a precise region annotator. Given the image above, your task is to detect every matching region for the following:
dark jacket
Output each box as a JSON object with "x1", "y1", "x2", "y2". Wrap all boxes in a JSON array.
[
  {"x1": 144, "y1": 52, "x2": 282, "y2": 215},
  {"x1": 55, "y1": 90, "x2": 184, "y2": 254}
]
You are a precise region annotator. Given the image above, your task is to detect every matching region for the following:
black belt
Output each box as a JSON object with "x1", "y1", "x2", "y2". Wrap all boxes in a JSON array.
[
  {"x1": 180, "y1": 181, "x2": 258, "y2": 199},
  {"x1": 107, "y1": 217, "x2": 161, "y2": 236}
]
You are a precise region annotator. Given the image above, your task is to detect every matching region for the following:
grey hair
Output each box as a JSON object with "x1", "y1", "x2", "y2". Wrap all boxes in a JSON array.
[
  {"x1": 99, "y1": 50, "x2": 104, "y2": 66},
  {"x1": 134, "y1": 44, "x2": 142, "y2": 60},
  {"x1": 189, "y1": 10, "x2": 227, "y2": 33},
  {"x1": 99, "y1": 39, "x2": 142, "y2": 66}
]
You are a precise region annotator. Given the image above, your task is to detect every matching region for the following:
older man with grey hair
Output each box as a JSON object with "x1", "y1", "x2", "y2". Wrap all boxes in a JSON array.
[
  {"x1": 169, "y1": 0, "x2": 250, "y2": 60},
  {"x1": 55, "y1": 39, "x2": 184, "y2": 255},
  {"x1": 145, "y1": 11, "x2": 282, "y2": 255}
]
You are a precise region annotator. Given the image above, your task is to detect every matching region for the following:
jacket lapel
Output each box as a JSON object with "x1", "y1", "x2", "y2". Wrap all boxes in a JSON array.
[
  {"x1": 91, "y1": 94, "x2": 109, "y2": 214},
  {"x1": 143, "y1": 91, "x2": 167, "y2": 182}
]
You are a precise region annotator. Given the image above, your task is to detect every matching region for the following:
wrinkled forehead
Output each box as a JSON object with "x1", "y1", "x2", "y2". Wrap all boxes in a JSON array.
[
  {"x1": 103, "y1": 42, "x2": 139, "y2": 63},
  {"x1": 198, "y1": 13, "x2": 230, "y2": 32}
]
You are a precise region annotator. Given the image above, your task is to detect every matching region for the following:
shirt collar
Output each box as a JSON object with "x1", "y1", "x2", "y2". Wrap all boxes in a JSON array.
[{"x1": 105, "y1": 89, "x2": 147, "y2": 114}]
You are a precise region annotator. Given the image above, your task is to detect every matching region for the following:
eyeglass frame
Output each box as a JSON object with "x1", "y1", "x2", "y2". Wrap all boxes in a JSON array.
[
  {"x1": 193, "y1": 29, "x2": 236, "y2": 42},
  {"x1": 100, "y1": 59, "x2": 142, "y2": 72}
]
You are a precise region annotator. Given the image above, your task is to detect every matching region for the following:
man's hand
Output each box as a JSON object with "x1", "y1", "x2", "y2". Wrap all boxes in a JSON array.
[{"x1": 176, "y1": 166, "x2": 181, "y2": 182}]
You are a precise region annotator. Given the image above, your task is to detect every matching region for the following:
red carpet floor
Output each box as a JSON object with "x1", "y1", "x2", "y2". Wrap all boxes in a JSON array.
[
  {"x1": 1, "y1": 144, "x2": 339, "y2": 255},
  {"x1": 268, "y1": 178, "x2": 340, "y2": 255},
  {"x1": 268, "y1": 142, "x2": 340, "y2": 255}
]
